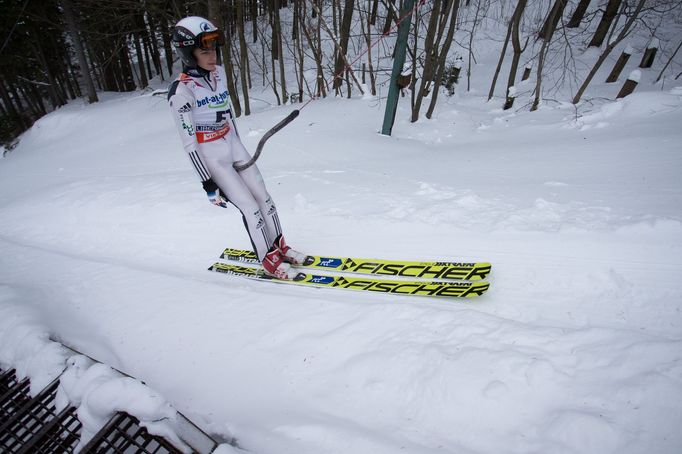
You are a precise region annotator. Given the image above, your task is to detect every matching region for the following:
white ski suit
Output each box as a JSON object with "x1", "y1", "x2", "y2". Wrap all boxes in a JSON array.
[{"x1": 168, "y1": 66, "x2": 282, "y2": 260}]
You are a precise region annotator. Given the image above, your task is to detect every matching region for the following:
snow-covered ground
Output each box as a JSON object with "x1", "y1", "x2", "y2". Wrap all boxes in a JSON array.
[{"x1": 2, "y1": 69, "x2": 682, "y2": 453}]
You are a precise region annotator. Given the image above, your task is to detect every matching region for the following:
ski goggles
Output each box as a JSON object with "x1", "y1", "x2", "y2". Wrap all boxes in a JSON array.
[{"x1": 198, "y1": 31, "x2": 224, "y2": 50}]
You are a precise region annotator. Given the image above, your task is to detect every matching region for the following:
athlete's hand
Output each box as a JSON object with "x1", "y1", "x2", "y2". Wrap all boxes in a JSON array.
[{"x1": 207, "y1": 189, "x2": 228, "y2": 208}]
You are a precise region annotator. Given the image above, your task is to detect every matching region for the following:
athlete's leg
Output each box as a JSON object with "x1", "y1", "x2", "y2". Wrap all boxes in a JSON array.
[
  {"x1": 230, "y1": 133, "x2": 284, "y2": 244},
  {"x1": 200, "y1": 141, "x2": 272, "y2": 260}
]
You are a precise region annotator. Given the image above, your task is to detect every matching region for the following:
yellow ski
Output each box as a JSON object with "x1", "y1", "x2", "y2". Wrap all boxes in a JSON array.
[
  {"x1": 221, "y1": 247, "x2": 491, "y2": 281},
  {"x1": 209, "y1": 263, "x2": 489, "y2": 299}
]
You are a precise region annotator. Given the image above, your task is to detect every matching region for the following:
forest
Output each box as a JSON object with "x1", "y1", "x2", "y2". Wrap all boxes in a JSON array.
[{"x1": 1, "y1": 0, "x2": 681, "y2": 148}]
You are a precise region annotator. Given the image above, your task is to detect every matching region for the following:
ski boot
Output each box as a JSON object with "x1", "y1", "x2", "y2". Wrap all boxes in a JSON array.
[
  {"x1": 262, "y1": 247, "x2": 299, "y2": 280},
  {"x1": 273, "y1": 234, "x2": 308, "y2": 265}
]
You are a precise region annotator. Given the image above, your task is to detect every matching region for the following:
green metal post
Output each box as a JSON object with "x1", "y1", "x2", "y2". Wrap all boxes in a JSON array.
[{"x1": 381, "y1": 0, "x2": 416, "y2": 136}]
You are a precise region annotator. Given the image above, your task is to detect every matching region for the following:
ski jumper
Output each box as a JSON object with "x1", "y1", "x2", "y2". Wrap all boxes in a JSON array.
[{"x1": 168, "y1": 66, "x2": 282, "y2": 260}]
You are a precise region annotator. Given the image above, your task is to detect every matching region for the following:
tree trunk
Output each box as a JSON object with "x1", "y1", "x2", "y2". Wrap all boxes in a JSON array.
[
  {"x1": 426, "y1": 0, "x2": 462, "y2": 119},
  {"x1": 145, "y1": 14, "x2": 163, "y2": 79},
  {"x1": 334, "y1": 0, "x2": 356, "y2": 92},
  {"x1": 301, "y1": 0, "x2": 327, "y2": 97},
  {"x1": 29, "y1": 83, "x2": 47, "y2": 115},
  {"x1": 488, "y1": 1, "x2": 515, "y2": 100},
  {"x1": 214, "y1": 5, "x2": 242, "y2": 116},
  {"x1": 251, "y1": 0, "x2": 259, "y2": 42},
  {"x1": 655, "y1": 39, "x2": 682, "y2": 83},
  {"x1": 61, "y1": 0, "x2": 98, "y2": 103},
  {"x1": 411, "y1": 0, "x2": 443, "y2": 122},
  {"x1": 267, "y1": 4, "x2": 282, "y2": 105},
  {"x1": 272, "y1": 0, "x2": 288, "y2": 103},
  {"x1": 383, "y1": 0, "x2": 395, "y2": 35},
  {"x1": 574, "y1": 0, "x2": 646, "y2": 104},
  {"x1": 589, "y1": 0, "x2": 622, "y2": 48},
  {"x1": 363, "y1": 0, "x2": 377, "y2": 96},
  {"x1": 538, "y1": 0, "x2": 566, "y2": 42},
  {"x1": 531, "y1": 39, "x2": 549, "y2": 111},
  {"x1": 311, "y1": 0, "x2": 364, "y2": 94},
  {"x1": 639, "y1": 39, "x2": 659, "y2": 68},
  {"x1": 605, "y1": 47, "x2": 631, "y2": 82},
  {"x1": 296, "y1": 1, "x2": 306, "y2": 101},
  {"x1": 0, "y1": 80, "x2": 27, "y2": 129},
  {"x1": 370, "y1": 0, "x2": 379, "y2": 25},
  {"x1": 567, "y1": 0, "x2": 591, "y2": 28},
  {"x1": 532, "y1": 0, "x2": 563, "y2": 111},
  {"x1": 120, "y1": 44, "x2": 137, "y2": 91},
  {"x1": 292, "y1": 0, "x2": 299, "y2": 40},
  {"x1": 466, "y1": 0, "x2": 483, "y2": 92},
  {"x1": 159, "y1": 15, "x2": 174, "y2": 77},
  {"x1": 17, "y1": 85, "x2": 35, "y2": 118},
  {"x1": 236, "y1": 0, "x2": 251, "y2": 115},
  {"x1": 616, "y1": 71, "x2": 639, "y2": 98},
  {"x1": 133, "y1": 32, "x2": 149, "y2": 88},
  {"x1": 29, "y1": 40, "x2": 64, "y2": 108},
  {"x1": 503, "y1": 0, "x2": 528, "y2": 110}
]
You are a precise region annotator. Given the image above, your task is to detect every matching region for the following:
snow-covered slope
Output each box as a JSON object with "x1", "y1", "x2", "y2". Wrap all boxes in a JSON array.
[{"x1": 1, "y1": 79, "x2": 682, "y2": 453}]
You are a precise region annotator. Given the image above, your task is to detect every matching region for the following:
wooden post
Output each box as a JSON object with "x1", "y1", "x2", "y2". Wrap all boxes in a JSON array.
[
  {"x1": 381, "y1": 0, "x2": 415, "y2": 136},
  {"x1": 521, "y1": 64, "x2": 532, "y2": 81},
  {"x1": 452, "y1": 62, "x2": 462, "y2": 85},
  {"x1": 639, "y1": 38, "x2": 659, "y2": 68},
  {"x1": 606, "y1": 45, "x2": 632, "y2": 82},
  {"x1": 441, "y1": 62, "x2": 462, "y2": 96},
  {"x1": 396, "y1": 73, "x2": 411, "y2": 97},
  {"x1": 616, "y1": 70, "x2": 640, "y2": 99},
  {"x1": 503, "y1": 85, "x2": 517, "y2": 110}
]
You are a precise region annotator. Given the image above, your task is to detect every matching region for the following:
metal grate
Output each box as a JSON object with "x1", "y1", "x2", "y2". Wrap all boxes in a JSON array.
[
  {"x1": 14, "y1": 406, "x2": 81, "y2": 453},
  {"x1": 0, "y1": 375, "x2": 82, "y2": 453},
  {"x1": 1, "y1": 369, "x2": 31, "y2": 425},
  {"x1": 0, "y1": 364, "x2": 219, "y2": 453},
  {"x1": 81, "y1": 411, "x2": 185, "y2": 453}
]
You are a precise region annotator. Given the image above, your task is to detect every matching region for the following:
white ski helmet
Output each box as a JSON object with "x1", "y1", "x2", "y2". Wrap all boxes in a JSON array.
[{"x1": 172, "y1": 16, "x2": 224, "y2": 67}]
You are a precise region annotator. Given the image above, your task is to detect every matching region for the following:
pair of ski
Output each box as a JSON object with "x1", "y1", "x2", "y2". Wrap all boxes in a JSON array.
[{"x1": 209, "y1": 248, "x2": 491, "y2": 299}]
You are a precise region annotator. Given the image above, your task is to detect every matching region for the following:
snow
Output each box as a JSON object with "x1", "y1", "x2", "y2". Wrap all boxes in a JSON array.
[
  {"x1": 56, "y1": 356, "x2": 186, "y2": 452},
  {"x1": 2, "y1": 13, "x2": 682, "y2": 453},
  {"x1": 0, "y1": 297, "x2": 69, "y2": 394}
]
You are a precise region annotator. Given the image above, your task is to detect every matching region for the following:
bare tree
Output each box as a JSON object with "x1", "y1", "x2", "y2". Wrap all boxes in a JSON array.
[
  {"x1": 310, "y1": 1, "x2": 364, "y2": 95},
  {"x1": 426, "y1": 0, "x2": 461, "y2": 119},
  {"x1": 333, "y1": 0, "x2": 356, "y2": 93},
  {"x1": 61, "y1": 0, "x2": 98, "y2": 103},
  {"x1": 531, "y1": 0, "x2": 564, "y2": 111},
  {"x1": 411, "y1": 0, "x2": 444, "y2": 122},
  {"x1": 488, "y1": 3, "x2": 514, "y2": 101},
  {"x1": 236, "y1": 0, "x2": 251, "y2": 115},
  {"x1": 573, "y1": 0, "x2": 646, "y2": 104},
  {"x1": 589, "y1": 0, "x2": 622, "y2": 47},
  {"x1": 211, "y1": 3, "x2": 242, "y2": 116},
  {"x1": 655, "y1": 39, "x2": 682, "y2": 83},
  {"x1": 360, "y1": 0, "x2": 377, "y2": 95},
  {"x1": 539, "y1": 0, "x2": 567, "y2": 41},
  {"x1": 301, "y1": 0, "x2": 327, "y2": 98},
  {"x1": 466, "y1": 0, "x2": 484, "y2": 92},
  {"x1": 271, "y1": 0, "x2": 288, "y2": 104},
  {"x1": 567, "y1": 0, "x2": 592, "y2": 28},
  {"x1": 487, "y1": 0, "x2": 527, "y2": 105}
]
